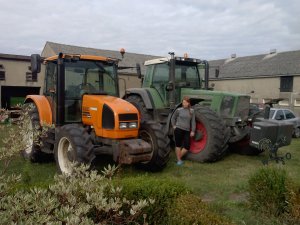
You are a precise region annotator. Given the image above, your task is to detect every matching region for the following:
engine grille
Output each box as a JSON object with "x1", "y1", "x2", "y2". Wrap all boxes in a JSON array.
[
  {"x1": 102, "y1": 104, "x2": 115, "y2": 129},
  {"x1": 119, "y1": 113, "x2": 138, "y2": 121}
]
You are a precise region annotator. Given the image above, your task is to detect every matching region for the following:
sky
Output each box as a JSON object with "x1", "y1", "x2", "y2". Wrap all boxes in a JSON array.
[{"x1": 0, "y1": 0, "x2": 299, "y2": 60}]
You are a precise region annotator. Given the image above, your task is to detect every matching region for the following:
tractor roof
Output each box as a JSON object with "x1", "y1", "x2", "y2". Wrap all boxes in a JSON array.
[
  {"x1": 144, "y1": 57, "x2": 169, "y2": 65},
  {"x1": 45, "y1": 54, "x2": 118, "y2": 63},
  {"x1": 144, "y1": 56, "x2": 202, "y2": 66}
]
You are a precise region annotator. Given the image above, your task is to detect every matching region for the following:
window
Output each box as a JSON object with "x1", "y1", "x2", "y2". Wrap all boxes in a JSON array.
[
  {"x1": 280, "y1": 76, "x2": 293, "y2": 92},
  {"x1": 274, "y1": 110, "x2": 284, "y2": 120},
  {"x1": 0, "y1": 64, "x2": 5, "y2": 80},
  {"x1": 152, "y1": 63, "x2": 169, "y2": 83},
  {"x1": 284, "y1": 110, "x2": 295, "y2": 119},
  {"x1": 26, "y1": 72, "x2": 37, "y2": 82}
]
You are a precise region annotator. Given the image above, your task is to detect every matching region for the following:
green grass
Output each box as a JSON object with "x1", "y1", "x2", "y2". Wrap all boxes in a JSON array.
[{"x1": 1, "y1": 123, "x2": 300, "y2": 224}]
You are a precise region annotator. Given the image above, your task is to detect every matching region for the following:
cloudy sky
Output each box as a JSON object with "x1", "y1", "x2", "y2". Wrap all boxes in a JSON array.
[{"x1": 0, "y1": 0, "x2": 299, "y2": 59}]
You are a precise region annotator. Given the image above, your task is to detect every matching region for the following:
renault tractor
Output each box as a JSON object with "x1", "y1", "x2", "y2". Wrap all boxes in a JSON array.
[
  {"x1": 124, "y1": 52, "x2": 293, "y2": 163},
  {"x1": 22, "y1": 53, "x2": 169, "y2": 173}
]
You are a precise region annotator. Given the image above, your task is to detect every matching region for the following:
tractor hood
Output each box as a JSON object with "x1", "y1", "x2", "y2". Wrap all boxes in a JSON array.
[{"x1": 82, "y1": 95, "x2": 140, "y2": 139}]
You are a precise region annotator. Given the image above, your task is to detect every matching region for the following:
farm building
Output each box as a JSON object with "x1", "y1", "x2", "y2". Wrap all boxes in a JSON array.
[{"x1": 0, "y1": 42, "x2": 300, "y2": 115}]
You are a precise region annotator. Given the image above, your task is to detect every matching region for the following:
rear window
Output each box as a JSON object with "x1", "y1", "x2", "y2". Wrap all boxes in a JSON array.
[{"x1": 284, "y1": 110, "x2": 295, "y2": 119}]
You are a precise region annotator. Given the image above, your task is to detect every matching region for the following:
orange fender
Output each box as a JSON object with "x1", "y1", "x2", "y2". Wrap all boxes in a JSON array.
[{"x1": 25, "y1": 95, "x2": 53, "y2": 125}]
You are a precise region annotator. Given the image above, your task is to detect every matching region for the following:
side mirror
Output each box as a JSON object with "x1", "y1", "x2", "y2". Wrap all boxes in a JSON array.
[
  {"x1": 31, "y1": 54, "x2": 41, "y2": 73},
  {"x1": 166, "y1": 81, "x2": 173, "y2": 91},
  {"x1": 136, "y1": 63, "x2": 142, "y2": 79}
]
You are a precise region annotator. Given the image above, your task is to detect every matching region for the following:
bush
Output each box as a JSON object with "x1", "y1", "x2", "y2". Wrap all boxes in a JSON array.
[
  {"x1": 286, "y1": 186, "x2": 300, "y2": 224},
  {"x1": 166, "y1": 194, "x2": 235, "y2": 225},
  {"x1": 248, "y1": 166, "x2": 292, "y2": 216},
  {"x1": 0, "y1": 165, "x2": 154, "y2": 224},
  {"x1": 116, "y1": 175, "x2": 189, "y2": 224}
]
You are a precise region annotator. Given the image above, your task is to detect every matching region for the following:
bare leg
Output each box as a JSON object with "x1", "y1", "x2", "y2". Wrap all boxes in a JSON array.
[
  {"x1": 180, "y1": 148, "x2": 188, "y2": 159},
  {"x1": 175, "y1": 147, "x2": 182, "y2": 161}
]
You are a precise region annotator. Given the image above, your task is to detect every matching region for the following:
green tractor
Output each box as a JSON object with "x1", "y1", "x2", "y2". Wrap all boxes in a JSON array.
[{"x1": 124, "y1": 52, "x2": 261, "y2": 165}]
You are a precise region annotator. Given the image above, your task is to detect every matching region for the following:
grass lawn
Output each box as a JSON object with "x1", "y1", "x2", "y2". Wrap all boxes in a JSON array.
[{"x1": 1, "y1": 123, "x2": 300, "y2": 225}]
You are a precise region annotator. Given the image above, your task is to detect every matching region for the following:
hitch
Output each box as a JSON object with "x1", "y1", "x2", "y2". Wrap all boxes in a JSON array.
[{"x1": 258, "y1": 137, "x2": 292, "y2": 165}]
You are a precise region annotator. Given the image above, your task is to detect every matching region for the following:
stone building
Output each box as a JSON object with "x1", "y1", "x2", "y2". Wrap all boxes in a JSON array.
[
  {"x1": 209, "y1": 49, "x2": 300, "y2": 114},
  {"x1": 0, "y1": 54, "x2": 42, "y2": 108}
]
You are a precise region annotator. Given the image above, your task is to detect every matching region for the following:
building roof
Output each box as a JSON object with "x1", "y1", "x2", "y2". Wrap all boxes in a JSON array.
[
  {"x1": 209, "y1": 50, "x2": 300, "y2": 80},
  {"x1": 42, "y1": 42, "x2": 160, "y2": 75},
  {"x1": 0, "y1": 53, "x2": 31, "y2": 62}
]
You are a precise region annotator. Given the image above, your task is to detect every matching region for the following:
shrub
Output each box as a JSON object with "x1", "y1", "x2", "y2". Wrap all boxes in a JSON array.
[
  {"x1": 0, "y1": 165, "x2": 153, "y2": 224},
  {"x1": 248, "y1": 166, "x2": 292, "y2": 216},
  {"x1": 116, "y1": 175, "x2": 189, "y2": 224},
  {"x1": 167, "y1": 194, "x2": 235, "y2": 225},
  {"x1": 286, "y1": 186, "x2": 300, "y2": 224}
]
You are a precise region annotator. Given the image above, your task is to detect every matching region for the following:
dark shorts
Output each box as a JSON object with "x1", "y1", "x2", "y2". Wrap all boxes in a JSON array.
[{"x1": 174, "y1": 127, "x2": 190, "y2": 150}]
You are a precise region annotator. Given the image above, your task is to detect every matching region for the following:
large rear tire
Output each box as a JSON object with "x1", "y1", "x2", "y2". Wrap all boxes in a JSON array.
[
  {"x1": 22, "y1": 103, "x2": 51, "y2": 162},
  {"x1": 125, "y1": 95, "x2": 153, "y2": 123},
  {"x1": 229, "y1": 135, "x2": 264, "y2": 155},
  {"x1": 186, "y1": 106, "x2": 228, "y2": 162},
  {"x1": 54, "y1": 124, "x2": 95, "y2": 174},
  {"x1": 138, "y1": 121, "x2": 170, "y2": 172}
]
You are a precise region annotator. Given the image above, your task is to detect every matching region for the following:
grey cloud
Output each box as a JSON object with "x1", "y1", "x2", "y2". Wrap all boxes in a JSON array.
[{"x1": 0, "y1": 0, "x2": 299, "y2": 59}]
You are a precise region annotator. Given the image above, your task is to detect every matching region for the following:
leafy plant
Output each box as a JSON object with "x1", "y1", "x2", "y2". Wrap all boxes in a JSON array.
[
  {"x1": 248, "y1": 166, "x2": 292, "y2": 216},
  {"x1": 0, "y1": 165, "x2": 153, "y2": 224},
  {"x1": 0, "y1": 105, "x2": 53, "y2": 174},
  {"x1": 117, "y1": 175, "x2": 189, "y2": 224}
]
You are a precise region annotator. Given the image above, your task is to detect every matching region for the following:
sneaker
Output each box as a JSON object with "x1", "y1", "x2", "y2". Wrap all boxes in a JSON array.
[{"x1": 176, "y1": 160, "x2": 184, "y2": 166}]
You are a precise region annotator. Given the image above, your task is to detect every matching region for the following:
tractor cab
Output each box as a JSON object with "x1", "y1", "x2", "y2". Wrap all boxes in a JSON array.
[
  {"x1": 42, "y1": 54, "x2": 119, "y2": 123},
  {"x1": 142, "y1": 55, "x2": 206, "y2": 107}
]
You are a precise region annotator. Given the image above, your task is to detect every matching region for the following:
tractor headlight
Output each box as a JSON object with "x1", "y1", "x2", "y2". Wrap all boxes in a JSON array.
[
  {"x1": 128, "y1": 122, "x2": 138, "y2": 128},
  {"x1": 119, "y1": 122, "x2": 128, "y2": 129}
]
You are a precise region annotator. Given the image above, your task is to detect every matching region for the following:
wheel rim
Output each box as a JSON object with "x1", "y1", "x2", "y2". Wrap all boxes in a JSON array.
[
  {"x1": 139, "y1": 129, "x2": 154, "y2": 163},
  {"x1": 24, "y1": 116, "x2": 34, "y2": 154},
  {"x1": 190, "y1": 121, "x2": 208, "y2": 153},
  {"x1": 57, "y1": 137, "x2": 75, "y2": 174}
]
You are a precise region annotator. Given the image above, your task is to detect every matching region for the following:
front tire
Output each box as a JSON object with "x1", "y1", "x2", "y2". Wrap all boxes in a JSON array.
[
  {"x1": 138, "y1": 121, "x2": 170, "y2": 172},
  {"x1": 186, "y1": 106, "x2": 228, "y2": 162},
  {"x1": 54, "y1": 124, "x2": 95, "y2": 174}
]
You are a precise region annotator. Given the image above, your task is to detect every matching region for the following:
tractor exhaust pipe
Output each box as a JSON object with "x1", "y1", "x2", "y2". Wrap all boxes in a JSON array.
[
  {"x1": 169, "y1": 52, "x2": 176, "y2": 110},
  {"x1": 56, "y1": 53, "x2": 65, "y2": 126},
  {"x1": 203, "y1": 60, "x2": 209, "y2": 90}
]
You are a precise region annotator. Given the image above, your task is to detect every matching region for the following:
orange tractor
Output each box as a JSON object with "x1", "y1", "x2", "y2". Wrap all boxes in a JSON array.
[{"x1": 22, "y1": 53, "x2": 168, "y2": 173}]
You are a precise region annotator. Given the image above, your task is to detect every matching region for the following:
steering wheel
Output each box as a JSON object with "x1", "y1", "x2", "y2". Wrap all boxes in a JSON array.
[{"x1": 77, "y1": 83, "x2": 97, "y2": 94}]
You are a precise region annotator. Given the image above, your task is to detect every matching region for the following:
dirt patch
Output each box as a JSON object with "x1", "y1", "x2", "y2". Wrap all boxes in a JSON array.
[{"x1": 228, "y1": 192, "x2": 248, "y2": 202}]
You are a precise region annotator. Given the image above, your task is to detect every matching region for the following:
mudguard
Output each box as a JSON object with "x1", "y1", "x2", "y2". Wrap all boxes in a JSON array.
[
  {"x1": 124, "y1": 88, "x2": 153, "y2": 109},
  {"x1": 24, "y1": 95, "x2": 52, "y2": 125}
]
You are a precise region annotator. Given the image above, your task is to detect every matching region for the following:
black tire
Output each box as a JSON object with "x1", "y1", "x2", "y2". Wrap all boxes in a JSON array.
[
  {"x1": 138, "y1": 121, "x2": 171, "y2": 172},
  {"x1": 54, "y1": 124, "x2": 95, "y2": 174},
  {"x1": 185, "y1": 106, "x2": 228, "y2": 162},
  {"x1": 21, "y1": 103, "x2": 50, "y2": 162},
  {"x1": 229, "y1": 135, "x2": 264, "y2": 155},
  {"x1": 125, "y1": 95, "x2": 152, "y2": 123}
]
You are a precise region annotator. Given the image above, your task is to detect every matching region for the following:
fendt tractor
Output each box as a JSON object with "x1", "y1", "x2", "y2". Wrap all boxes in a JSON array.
[
  {"x1": 23, "y1": 52, "x2": 169, "y2": 173},
  {"x1": 124, "y1": 52, "x2": 293, "y2": 163}
]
